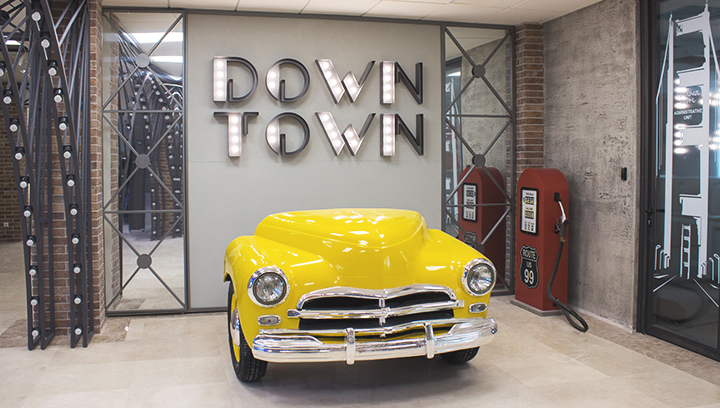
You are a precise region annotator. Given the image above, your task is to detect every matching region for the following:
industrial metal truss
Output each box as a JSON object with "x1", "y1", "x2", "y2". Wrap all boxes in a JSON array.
[
  {"x1": 102, "y1": 12, "x2": 186, "y2": 313},
  {"x1": 0, "y1": 0, "x2": 94, "y2": 348},
  {"x1": 442, "y1": 26, "x2": 516, "y2": 293}
]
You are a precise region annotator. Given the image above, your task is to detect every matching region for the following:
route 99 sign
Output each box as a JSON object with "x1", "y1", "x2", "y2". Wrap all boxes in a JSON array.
[{"x1": 520, "y1": 246, "x2": 538, "y2": 289}]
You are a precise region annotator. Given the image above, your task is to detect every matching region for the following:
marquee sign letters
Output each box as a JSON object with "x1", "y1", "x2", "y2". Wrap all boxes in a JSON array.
[{"x1": 213, "y1": 57, "x2": 424, "y2": 158}]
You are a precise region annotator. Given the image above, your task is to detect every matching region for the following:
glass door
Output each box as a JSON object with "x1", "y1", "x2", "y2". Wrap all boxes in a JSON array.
[{"x1": 646, "y1": 0, "x2": 720, "y2": 359}]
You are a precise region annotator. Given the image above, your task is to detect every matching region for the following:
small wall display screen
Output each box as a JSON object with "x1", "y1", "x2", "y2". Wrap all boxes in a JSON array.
[{"x1": 520, "y1": 188, "x2": 538, "y2": 235}]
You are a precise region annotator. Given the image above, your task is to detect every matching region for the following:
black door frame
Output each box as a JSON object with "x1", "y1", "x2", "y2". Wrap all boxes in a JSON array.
[{"x1": 638, "y1": 0, "x2": 720, "y2": 362}]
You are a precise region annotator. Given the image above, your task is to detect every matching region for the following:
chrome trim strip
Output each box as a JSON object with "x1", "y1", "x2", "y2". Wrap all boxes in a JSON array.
[
  {"x1": 346, "y1": 328, "x2": 355, "y2": 365},
  {"x1": 259, "y1": 317, "x2": 468, "y2": 336},
  {"x1": 287, "y1": 299, "x2": 464, "y2": 320},
  {"x1": 424, "y1": 322, "x2": 435, "y2": 359},
  {"x1": 296, "y1": 284, "x2": 456, "y2": 309},
  {"x1": 252, "y1": 318, "x2": 497, "y2": 364}
]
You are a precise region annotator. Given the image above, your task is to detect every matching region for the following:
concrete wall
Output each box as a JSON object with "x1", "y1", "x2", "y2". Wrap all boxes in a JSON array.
[{"x1": 543, "y1": 0, "x2": 640, "y2": 326}]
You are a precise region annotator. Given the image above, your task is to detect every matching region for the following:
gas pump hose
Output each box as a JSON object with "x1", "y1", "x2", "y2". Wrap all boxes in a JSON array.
[{"x1": 547, "y1": 219, "x2": 589, "y2": 332}]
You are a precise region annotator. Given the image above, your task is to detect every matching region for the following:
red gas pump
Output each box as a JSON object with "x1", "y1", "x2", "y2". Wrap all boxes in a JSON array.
[
  {"x1": 457, "y1": 166, "x2": 506, "y2": 283},
  {"x1": 513, "y1": 168, "x2": 588, "y2": 331}
]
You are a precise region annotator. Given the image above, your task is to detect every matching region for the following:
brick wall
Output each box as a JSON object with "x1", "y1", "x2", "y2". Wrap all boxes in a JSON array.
[
  {"x1": 0, "y1": 103, "x2": 22, "y2": 242},
  {"x1": 515, "y1": 24, "x2": 544, "y2": 173}
]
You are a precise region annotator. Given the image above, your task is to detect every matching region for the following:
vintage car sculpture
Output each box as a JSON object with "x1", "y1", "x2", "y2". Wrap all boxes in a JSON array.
[{"x1": 223, "y1": 209, "x2": 498, "y2": 382}]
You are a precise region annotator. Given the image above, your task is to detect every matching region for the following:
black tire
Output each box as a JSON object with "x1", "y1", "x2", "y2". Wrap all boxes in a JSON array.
[
  {"x1": 228, "y1": 284, "x2": 267, "y2": 382},
  {"x1": 440, "y1": 347, "x2": 479, "y2": 364}
]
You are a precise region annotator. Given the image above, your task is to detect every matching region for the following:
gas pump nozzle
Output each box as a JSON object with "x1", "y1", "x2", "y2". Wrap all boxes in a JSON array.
[{"x1": 554, "y1": 193, "x2": 568, "y2": 241}]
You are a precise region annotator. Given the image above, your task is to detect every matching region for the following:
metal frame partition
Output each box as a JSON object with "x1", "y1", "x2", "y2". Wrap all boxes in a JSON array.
[
  {"x1": 0, "y1": 0, "x2": 94, "y2": 349},
  {"x1": 440, "y1": 24, "x2": 517, "y2": 294},
  {"x1": 101, "y1": 9, "x2": 188, "y2": 316}
]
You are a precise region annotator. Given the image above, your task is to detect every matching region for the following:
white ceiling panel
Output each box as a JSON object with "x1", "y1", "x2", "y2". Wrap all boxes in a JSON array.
[
  {"x1": 235, "y1": 0, "x2": 309, "y2": 13},
  {"x1": 303, "y1": 0, "x2": 380, "y2": 16},
  {"x1": 364, "y1": 1, "x2": 443, "y2": 19},
  {"x1": 104, "y1": 0, "x2": 603, "y2": 27},
  {"x1": 422, "y1": 3, "x2": 504, "y2": 23},
  {"x1": 169, "y1": 0, "x2": 237, "y2": 9},
  {"x1": 479, "y1": 6, "x2": 564, "y2": 25}
]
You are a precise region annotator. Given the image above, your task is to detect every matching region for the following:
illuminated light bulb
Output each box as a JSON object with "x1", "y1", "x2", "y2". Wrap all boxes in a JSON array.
[
  {"x1": 330, "y1": 79, "x2": 337, "y2": 86},
  {"x1": 41, "y1": 38, "x2": 50, "y2": 48},
  {"x1": 231, "y1": 146, "x2": 239, "y2": 153},
  {"x1": 9, "y1": 118, "x2": 19, "y2": 132},
  {"x1": 216, "y1": 60, "x2": 224, "y2": 68},
  {"x1": 384, "y1": 146, "x2": 392, "y2": 153},
  {"x1": 324, "y1": 71, "x2": 332, "y2": 78},
  {"x1": 268, "y1": 136, "x2": 277, "y2": 144},
  {"x1": 384, "y1": 65, "x2": 391, "y2": 73},
  {"x1": 73, "y1": 264, "x2": 81, "y2": 274},
  {"x1": 53, "y1": 88, "x2": 63, "y2": 103},
  {"x1": 384, "y1": 117, "x2": 392, "y2": 125},
  {"x1": 74, "y1": 296, "x2": 82, "y2": 305},
  {"x1": 3, "y1": 90, "x2": 12, "y2": 104},
  {"x1": 321, "y1": 114, "x2": 330, "y2": 122},
  {"x1": 384, "y1": 93, "x2": 392, "y2": 101},
  {"x1": 216, "y1": 81, "x2": 223, "y2": 88},
  {"x1": 28, "y1": 267, "x2": 37, "y2": 276},
  {"x1": 231, "y1": 126, "x2": 238, "y2": 133},
  {"x1": 268, "y1": 71, "x2": 277, "y2": 79},
  {"x1": 14, "y1": 147, "x2": 24, "y2": 160},
  {"x1": 349, "y1": 139, "x2": 357, "y2": 147},
  {"x1": 384, "y1": 84, "x2": 391, "y2": 91},
  {"x1": 48, "y1": 60, "x2": 58, "y2": 76},
  {"x1": 321, "y1": 61, "x2": 329, "y2": 69},
  {"x1": 333, "y1": 87, "x2": 342, "y2": 95},
  {"x1": 71, "y1": 234, "x2": 80, "y2": 245},
  {"x1": 330, "y1": 131, "x2": 338, "y2": 138},
  {"x1": 385, "y1": 136, "x2": 393, "y2": 143},
  {"x1": 268, "y1": 82, "x2": 276, "y2": 89},
  {"x1": 350, "y1": 86, "x2": 358, "y2": 94},
  {"x1": 384, "y1": 127, "x2": 392, "y2": 134},
  {"x1": 75, "y1": 327, "x2": 82, "y2": 336},
  {"x1": 66, "y1": 174, "x2": 75, "y2": 187},
  {"x1": 674, "y1": 139, "x2": 682, "y2": 146},
  {"x1": 26, "y1": 235, "x2": 35, "y2": 246},
  {"x1": 215, "y1": 91, "x2": 224, "y2": 98},
  {"x1": 30, "y1": 297, "x2": 38, "y2": 306},
  {"x1": 59, "y1": 117, "x2": 68, "y2": 131},
  {"x1": 63, "y1": 145, "x2": 72, "y2": 159},
  {"x1": 231, "y1": 136, "x2": 239, "y2": 143},
  {"x1": 19, "y1": 177, "x2": 28, "y2": 189},
  {"x1": 231, "y1": 116, "x2": 239, "y2": 124},
  {"x1": 32, "y1": 329, "x2": 39, "y2": 338},
  {"x1": 268, "y1": 126, "x2": 276, "y2": 133},
  {"x1": 333, "y1": 139, "x2": 341, "y2": 147},
  {"x1": 23, "y1": 206, "x2": 32, "y2": 218}
]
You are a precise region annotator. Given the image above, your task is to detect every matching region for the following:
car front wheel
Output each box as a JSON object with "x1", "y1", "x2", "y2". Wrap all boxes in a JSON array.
[
  {"x1": 228, "y1": 283, "x2": 267, "y2": 382},
  {"x1": 440, "y1": 347, "x2": 479, "y2": 364}
]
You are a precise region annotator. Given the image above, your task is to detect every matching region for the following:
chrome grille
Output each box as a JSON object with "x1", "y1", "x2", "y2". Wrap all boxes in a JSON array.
[{"x1": 287, "y1": 284, "x2": 462, "y2": 331}]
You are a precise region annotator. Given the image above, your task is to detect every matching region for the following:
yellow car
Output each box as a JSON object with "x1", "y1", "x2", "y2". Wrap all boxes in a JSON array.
[{"x1": 223, "y1": 209, "x2": 497, "y2": 382}]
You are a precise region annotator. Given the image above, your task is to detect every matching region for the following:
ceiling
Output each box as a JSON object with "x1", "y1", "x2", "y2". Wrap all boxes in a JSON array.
[{"x1": 102, "y1": 0, "x2": 603, "y2": 26}]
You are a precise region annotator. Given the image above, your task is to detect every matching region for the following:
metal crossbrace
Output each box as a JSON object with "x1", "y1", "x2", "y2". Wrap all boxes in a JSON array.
[
  {"x1": 442, "y1": 26, "x2": 516, "y2": 291},
  {"x1": 0, "y1": 0, "x2": 93, "y2": 349}
]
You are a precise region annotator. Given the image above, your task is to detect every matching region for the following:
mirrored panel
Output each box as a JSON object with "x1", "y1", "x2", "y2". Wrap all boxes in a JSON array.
[
  {"x1": 443, "y1": 26, "x2": 514, "y2": 292},
  {"x1": 102, "y1": 11, "x2": 186, "y2": 313}
]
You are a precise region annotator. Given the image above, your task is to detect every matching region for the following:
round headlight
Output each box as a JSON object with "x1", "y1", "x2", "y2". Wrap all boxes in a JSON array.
[
  {"x1": 248, "y1": 267, "x2": 288, "y2": 307},
  {"x1": 463, "y1": 258, "x2": 496, "y2": 296}
]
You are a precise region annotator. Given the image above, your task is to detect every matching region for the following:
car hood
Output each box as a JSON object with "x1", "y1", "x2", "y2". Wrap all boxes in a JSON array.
[{"x1": 254, "y1": 209, "x2": 429, "y2": 278}]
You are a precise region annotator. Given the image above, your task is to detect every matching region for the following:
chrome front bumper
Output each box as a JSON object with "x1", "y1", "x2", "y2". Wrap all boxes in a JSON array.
[{"x1": 251, "y1": 317, "x2": 497, "y2": 364}]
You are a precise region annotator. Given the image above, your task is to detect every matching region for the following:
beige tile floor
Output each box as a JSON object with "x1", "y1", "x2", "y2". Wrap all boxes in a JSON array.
[{"x1": 1, "y1": 241, "x2": 720, "y2": 407}]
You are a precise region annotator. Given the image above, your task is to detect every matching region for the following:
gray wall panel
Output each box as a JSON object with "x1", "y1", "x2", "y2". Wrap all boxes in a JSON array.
[{"x1": 186, "y1": 14, "x2": 441, "y2": 308}]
